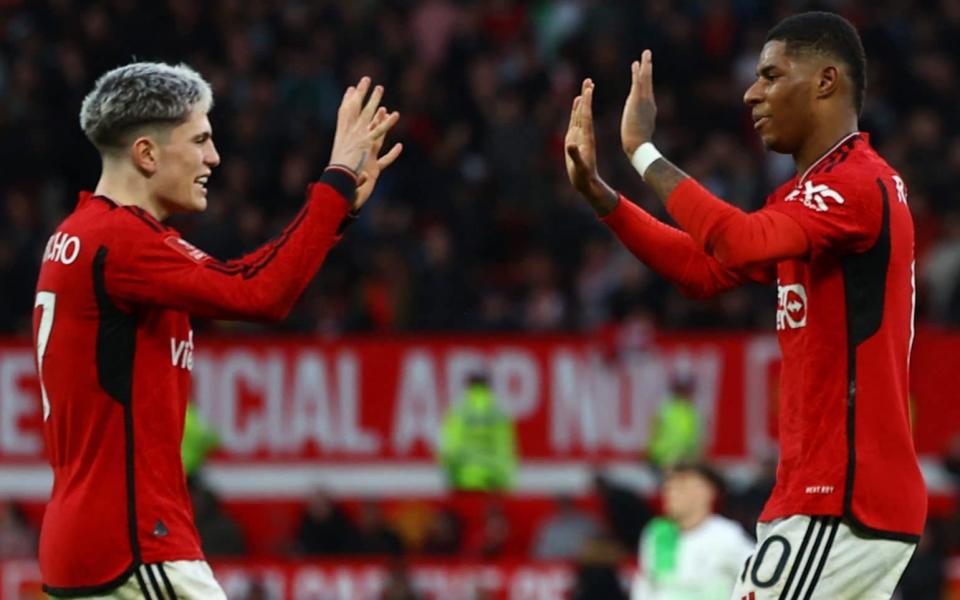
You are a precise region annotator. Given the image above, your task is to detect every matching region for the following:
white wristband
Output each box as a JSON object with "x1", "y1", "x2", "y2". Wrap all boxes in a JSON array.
[{"x1": 630, "y1": 142, "x2": 662, "y2": 180}]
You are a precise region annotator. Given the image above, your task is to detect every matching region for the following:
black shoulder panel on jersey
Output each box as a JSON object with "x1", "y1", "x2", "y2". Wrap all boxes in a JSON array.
[
  {"x1": 92, "y1": 246, "x2": 143, "y2": 565},
  {"x1": 843, "y1": 180, "x2": 890, "y2": 346},
  {"x1": 839, "y1": 179, "x2": 915, "y2": 542},
  {"x1": 92, "y1": 246, "x2": 136, "y2": 405}
]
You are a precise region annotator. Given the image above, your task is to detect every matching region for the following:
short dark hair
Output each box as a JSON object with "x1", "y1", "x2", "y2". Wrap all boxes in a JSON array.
[
  {"x1": 766, "y1": 11, "x2": 867, "y2": 114},
  {"x1": 467, "y1": 372, "x2": 490, "y2": 387},
  {"x1": 666, "y1": 460, "x2": 726, "y2": 495}
]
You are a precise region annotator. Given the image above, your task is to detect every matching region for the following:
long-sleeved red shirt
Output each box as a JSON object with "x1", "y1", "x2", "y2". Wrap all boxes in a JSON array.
[
  {"x1": 33, "y1": 169, "x2": 355, "y2": 595},
  {"x1": 601, "y1": 179, "x2": 809, "y2": 297},
  {"x1": 602, "y1": 133, "x2": 925, "y2": 540}
]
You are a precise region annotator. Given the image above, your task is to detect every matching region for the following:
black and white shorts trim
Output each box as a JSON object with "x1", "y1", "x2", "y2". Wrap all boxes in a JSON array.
[
  {"x1": 133, "y1": 563, "x2": 179, "y2": 600},
  {"x1": 49, "y1": 560, "x2": 226, "y2": 600},
  {"x1": 729, "y1": 516, "x2": 915, "y2": 600}
]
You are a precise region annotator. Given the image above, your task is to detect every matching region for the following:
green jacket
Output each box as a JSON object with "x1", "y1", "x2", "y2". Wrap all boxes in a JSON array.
[
  {"x1": 439, "y1": 384, "x2": 517, "y2": 491},
  {"x1": 648, "y1": 395, "x2": 701, "y2": 468},
  {"x1": 181, "y1": 403, "x2": 219, "y2": 477}
]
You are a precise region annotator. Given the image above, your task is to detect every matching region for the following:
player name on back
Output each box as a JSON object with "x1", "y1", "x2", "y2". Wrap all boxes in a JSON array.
[{"x1": 43, "y1": 232, "x2": 81, "y2": 265}]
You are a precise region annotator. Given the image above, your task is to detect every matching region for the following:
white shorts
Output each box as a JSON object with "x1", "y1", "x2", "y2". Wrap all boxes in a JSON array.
[
  {"x1": 50, "y1": 561, "x2": 226, "y2": 600},
  {"x1": 728, "y1": 516, "x2": 916, "y2": 600}
]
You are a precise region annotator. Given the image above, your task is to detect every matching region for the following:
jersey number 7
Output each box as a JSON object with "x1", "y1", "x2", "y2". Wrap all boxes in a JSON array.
[{"x1": 34, "y1": 291, "x2": 55, "y2": 421}]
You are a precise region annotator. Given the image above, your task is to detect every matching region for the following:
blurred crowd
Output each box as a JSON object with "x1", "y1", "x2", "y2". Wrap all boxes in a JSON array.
[{"x1": 1, "y1": 0, "x2": 960, "y2": 335}]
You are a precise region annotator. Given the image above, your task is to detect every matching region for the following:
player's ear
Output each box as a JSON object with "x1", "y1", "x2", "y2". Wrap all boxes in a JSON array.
[
  {"x1": 131, "y1": 136, "x2": 159, "y2": 175},
  {"x1": 816, "y1": 64, "x2": 841, "y2": 100}
]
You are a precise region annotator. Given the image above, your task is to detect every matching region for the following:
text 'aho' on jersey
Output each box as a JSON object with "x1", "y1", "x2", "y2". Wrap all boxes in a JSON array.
[
  {"x1": 33, "y1": 170, "x2": 355, "y2": 595},
  {"x1": 761, "y1": 133, "x2": 925, "y2": 540}
]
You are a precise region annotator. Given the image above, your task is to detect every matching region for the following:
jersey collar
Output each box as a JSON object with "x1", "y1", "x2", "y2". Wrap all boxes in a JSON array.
[
  {"x1": 797, "y1": 131, "x2": 861, "y2": 185},
  {"x1": 78, "y1": 190, "x2": 120, "y2": 209}
]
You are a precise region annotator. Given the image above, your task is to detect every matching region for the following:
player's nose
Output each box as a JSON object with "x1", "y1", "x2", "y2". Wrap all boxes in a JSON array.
[
  {"x1": 743, "y1": 79, "x2": 763, "y2": 106},
  {"x1": 206, "y1": 143, "x2": 221, "y2": 168}
]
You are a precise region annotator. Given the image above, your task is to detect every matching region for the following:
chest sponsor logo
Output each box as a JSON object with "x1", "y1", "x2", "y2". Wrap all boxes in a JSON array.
[
  {"x1": 785, "y1": 180, "x2": 846, "y2": 212},
  {"x1": 805, "y1": 485, "x2": 834, "y2": 494},
  {"x1": 892, "y1": 174, "x2": 908, "y2": 204},
  {"x1": 164, "y1": 236, "x2": 209, "y2": 264},
  {"x1": 43, "y1": 232, "x2": 81, "y2": 265},
  {"x1": 777, "y1": 283, "x2": 807, "y2": 330},
  {"x1": 171, "y1": 330, "x2": 194, "y2": 371}
]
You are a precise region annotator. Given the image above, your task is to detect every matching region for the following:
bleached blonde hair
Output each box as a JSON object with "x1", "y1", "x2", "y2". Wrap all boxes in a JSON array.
[{"x1": 80, "y1": 62, "x2": 213, "y2": 153}]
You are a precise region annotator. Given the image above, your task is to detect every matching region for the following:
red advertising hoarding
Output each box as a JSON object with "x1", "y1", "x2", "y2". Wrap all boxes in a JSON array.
[{"x1": 0, "y1": 329, "x2": 956, "y2": 498}]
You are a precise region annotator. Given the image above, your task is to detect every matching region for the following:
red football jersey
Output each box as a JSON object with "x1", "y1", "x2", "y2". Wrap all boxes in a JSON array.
[
  {"x1": 33, "y1": 171, "x2": 354, "y2": 594},
  {"x1": 760, "y1": 133, "x2": 925, "y2": 540}
]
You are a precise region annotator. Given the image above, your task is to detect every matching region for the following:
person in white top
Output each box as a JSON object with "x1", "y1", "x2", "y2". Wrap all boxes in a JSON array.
[{"x1": 632, "y1": 462, "x2": 754, "y2": 600}]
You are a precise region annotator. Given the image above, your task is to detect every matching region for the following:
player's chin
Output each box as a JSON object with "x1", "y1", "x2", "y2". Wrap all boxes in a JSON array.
[
  {"x1": 189, "y1": 188, "x2": 209, "y2": 211},
  {"x1": 761, "y1": 132, "x2": 790, "y2": 154}
]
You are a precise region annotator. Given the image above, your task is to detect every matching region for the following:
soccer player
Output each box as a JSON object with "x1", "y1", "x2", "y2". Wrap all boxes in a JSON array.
[
  {"x1": 565, "y1": 12, "x2": 925, "y2": 599},
  {"x1": 33, "y1": 63, "x2": 401, "y2": 598},
  {"x1": 631, "y1": 462, "x2": 753, "y2": 600}
]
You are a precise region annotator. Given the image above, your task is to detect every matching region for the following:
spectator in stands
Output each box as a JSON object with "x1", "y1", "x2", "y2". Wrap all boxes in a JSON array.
[
  {"x1": 295, "y1": 488, "x2": 357, "y2": 556},
  {"x1": 380, "y1": 560, "x2": 421, "y2": 600},
  {"x1": 421, "y1": 507, "x2": 463, "y2": 556},
  {"x1": 570, "y1": 533, "x2": 630, "y2": 600},
  {"x1": 896, "y1": 520, "x2": 946, "y2": 599},
  {"x1": 725, "y1": 452, "x2": 777, "y2": 535},
  {"x1": 921, "y1": 214, "x2": 960, "y2": 323},
  {"x1": 466, "y1": 502, "x2": 517, "y2": 559},
  {"x1": 647, "y1": 373, "x2": 702, "y2": 470},
  {"x1": 2, "y1": 1, "x2": 957, "y2": 336},
  {"x1": 0, "y1": 500, "x2": 37, "y2": 558},
  {"x1": 438, "y1": 372, "x2": 517, "y2": 492},
  {"x1": 189, "y1": 478, "x2": 247, "y2": 557},
  {"x1": 408, "y1": 223, "x2": 473, "y2": 330},
  {"x1": 353, "y1": 500, "x2": 405, "y2": 556},
  {"x1": 530, "y1": 495, "x2": 600, "y2": 560},
  {"x1": 241, "y1": 577, "x2": 271, "y2": 600},
  {"x1": 631, "y1": 462, "x2": 752, "y2": 600},
  {"x1": 939, "y1": 434, "x2": 960, "y2": 555},
  {"x1": 592, "y1": 470, "x2": 653, "y2": 553}
]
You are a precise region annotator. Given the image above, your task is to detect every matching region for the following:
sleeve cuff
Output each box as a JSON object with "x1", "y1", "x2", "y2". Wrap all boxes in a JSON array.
[{"x1": 319, "y1": 167, "x2": 358, "y2": 206}]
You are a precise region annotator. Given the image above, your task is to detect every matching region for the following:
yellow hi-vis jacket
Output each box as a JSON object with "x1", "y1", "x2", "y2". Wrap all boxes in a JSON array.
[{"x1": 439, "y1": 384, "x2": 517, "y2": 491}]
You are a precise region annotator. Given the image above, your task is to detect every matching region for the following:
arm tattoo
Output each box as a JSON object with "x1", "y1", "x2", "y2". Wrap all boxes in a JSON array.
[
  {"x1": 351, "y1": 151, "x2": 368, "y2": 175},
  {"x1": 589, "y1": 183, "x2": 620, "y2": 217},
  {"x1": 644, "y1": 157, "x2": 691, "y2": 205}
]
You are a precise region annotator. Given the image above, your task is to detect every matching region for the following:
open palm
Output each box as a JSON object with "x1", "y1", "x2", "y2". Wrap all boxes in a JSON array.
[
  {"x1": 564, "y1": 78, "x2": 599, "y2": 195},
  {"x1": 354, "y1": 107, "x2": 403, "y2": 211}
]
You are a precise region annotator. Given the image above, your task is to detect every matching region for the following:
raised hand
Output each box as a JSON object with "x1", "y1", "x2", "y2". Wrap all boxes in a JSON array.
[
  {"x1": 329, "y1": 77, "x2": 400, "y2": 207},
  {"x1": 621, "y1": 50, "x2": 657, "y2": 156},
  {"x1": 565, "y1": 78, "x2": 598, "y2": 194},
  {"x1": 565, "y1": 78, "x2": 619, "y2": 215},
  {"x1": 354, "y1": 107, "x2": 403, "y2": 211}
]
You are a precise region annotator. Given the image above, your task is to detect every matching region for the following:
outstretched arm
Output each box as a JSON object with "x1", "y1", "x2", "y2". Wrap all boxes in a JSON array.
[
  {"x1": 602, "y1": 194, "x2": 772, "y2": 297},
  {"x1": 620, "y1": 51, "x2": 809, "y2": 269},
  {"x1": 107, "y1": 78, "x2": 402, "y2": 321},
  {"x1": 563, "y1": 78, "x2": 772, "y2": 297}
]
